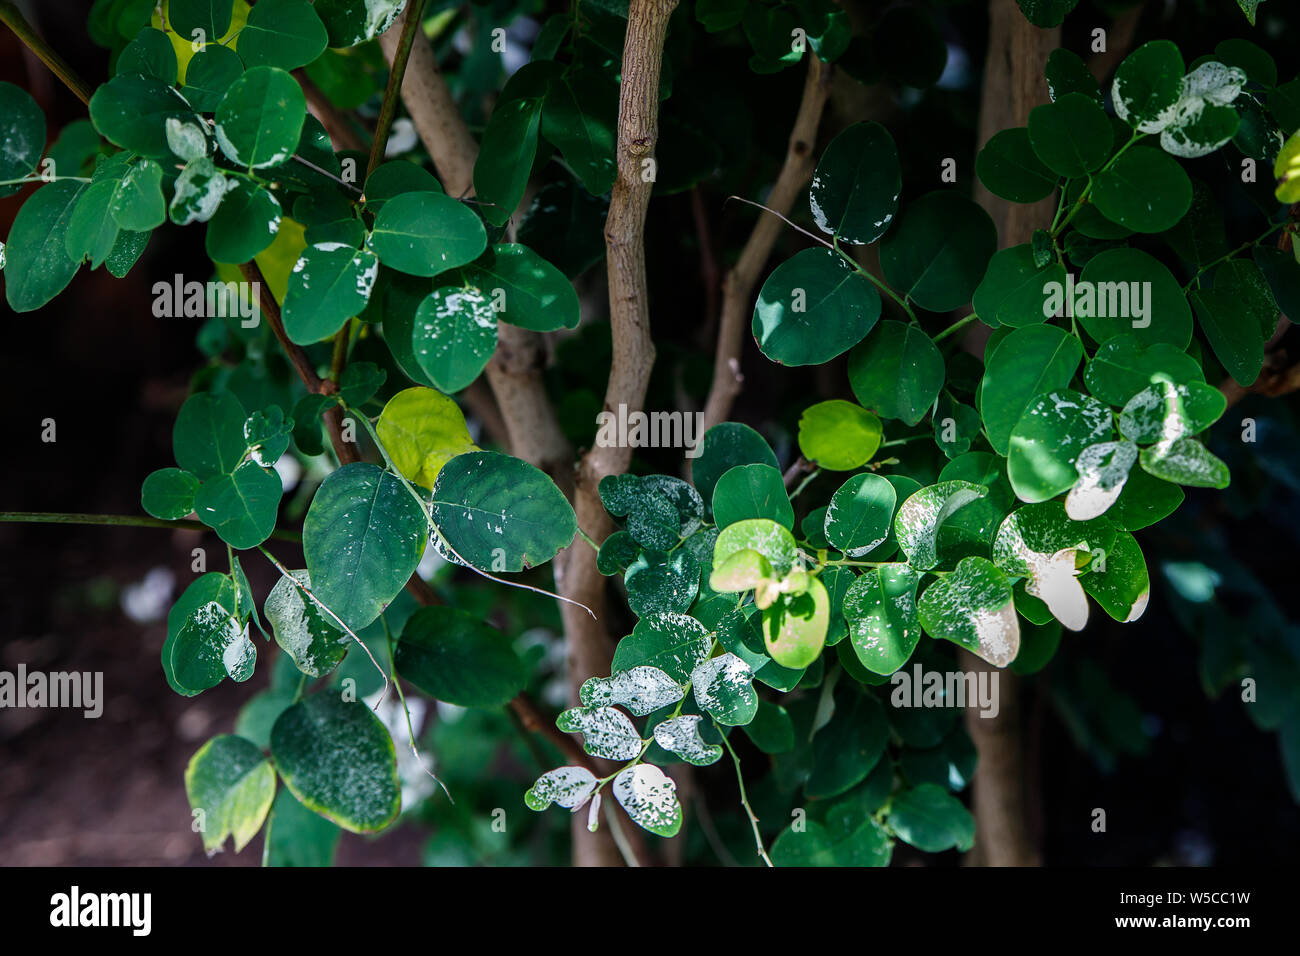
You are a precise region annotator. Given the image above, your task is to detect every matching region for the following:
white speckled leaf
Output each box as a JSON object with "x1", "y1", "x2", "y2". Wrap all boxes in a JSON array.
[
  {"x1": 524, "y1": 765, "x2": 598, "y2": 811},
  {"x1": 690, "y1": 653, "x2": 758, "y2": 726},
  {"x1": 652, "y1": 715, "x2": 723, "y2": 766},
  {"x1": 168, "y1": 157, "x2": 228, "y2": 226},
  {"x1": 263, "y1": 570, "x2": 350, "y2": 679},
  {"x1": 916, "y1": 556, "x2": 1020, "y2": 666},
  {"x1": 556, "y1": 706, "x2": 642, "y2": 761},
  {"x1": 579, "y1": 665, "x2": 684, "y2": 716},
  {"x1": 894, "y1": 480, "x2": 989, "y2": 571},
  {"x1": 612, "y1": 764, "x2": 682, "y2": 837},
  {"x1": 1066, "y1": 440, "x2": 1138, "y2": 521},
  {"x1": 1139, "y1": 436, "x2": 1230, "y2": 488}
]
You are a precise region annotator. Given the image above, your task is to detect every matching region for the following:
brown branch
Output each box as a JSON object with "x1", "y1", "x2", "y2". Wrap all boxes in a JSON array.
[
  {"x1": 484, "y1": 323, "x2": 573, "y2": 490},
  {"x1": 378, "y1": 7, "x2": 479, "y2": 198},
  {"x1": 509, "y1": 692, "x2": 600, "y2": 773},
  {"x1": 368, "y1": 0, "x2": 429, "y2": 179},
  {"x1": 1087, "y1": 2, "x2": 1146, "y2": 84},
  {"x1": 964, "y1": 0, "x2": 1059, "y2": 868},
  {"x1": 554, "y1": 0, "x2": 680, "y2": 867},
  {"x1": 0, "y1": 1, "x2": 93, "y2": 105},
  {"x1": 701, "y1": 55, "x2": 832, "y2": 431},
  {"x1": 297, "y1": 71, "x2": 366, "y2": 153}
]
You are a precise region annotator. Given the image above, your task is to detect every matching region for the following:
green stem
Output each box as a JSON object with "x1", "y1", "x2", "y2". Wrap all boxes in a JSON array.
[
  {"x1": 0, "y1": 511, "x2": 300, "y2": 542},
  {"x1": 1181, "y1": 221, "x2": 1287, "y2": 291},
  {"x1": 576, "y1": 527, "x2": 601, "y2": 551},
  {"x1": 717, "y1": 720, "x2": 774, "y2": 868},
  {"x1": 0, "y1": 1, "x2": 94, "y2": 104},
  {"x1": 933, "y1": 312, "x2": 978, "y2": 343},
  {"x1": 1052, "y1": 130, "x2": 1144, "y2": 238},
  {"x1": 367, "y1": 0, "x2": 429, "y2": 180},
  {"x1": 833, "y1": 240, "x2": 918, "y2": 325},
  {"x1": 789, "y1": 467, "x2": 821, "y2": 501},
  {"x1": 0, "y1": 175, "x2": 90, "y2": 187}
]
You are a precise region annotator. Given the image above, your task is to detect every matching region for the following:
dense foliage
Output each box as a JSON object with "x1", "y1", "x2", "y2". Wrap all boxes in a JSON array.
[{"x1": 3, "y1": 0, "x2": 1299, "y2": 865}]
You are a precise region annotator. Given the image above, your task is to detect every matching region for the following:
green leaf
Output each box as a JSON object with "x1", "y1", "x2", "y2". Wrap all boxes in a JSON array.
[
  {"x1": 525, "y1": 766, "x2": 599, "y2": 811},
  {"x1": 65, "y1": 180, "x2": 121, "y2": 269},
  {"x1": 411, "y1": 283, "x2": 497, "y2": 392},
  {"x1": 714, "y1": 517, "x2": 798, "y2": 577},
  {"x1": 1082, "y1": 529, "x2": 1149, "y2": 622},
  {"x1": 843, "y1": 563, "x2": 922, "y2": 675},
  {"x1": 264, "y1": 570, "x2": 350, "y2": 678},
  {"x1": 691, "y1": 653, "x2": 758, "y2": 726},
  {"x1": 1112, "y1": 40, "x2": 1184, "y2": 132},
  {"x1": 1007, "y1": 389, "x2": 1115, "y2": 503},
  {"x1": 193, "y1": 461, "x2": 283, "y2": 549},
  {"x1": 753, "y1": 247, "x2": 880, "y2": 366},
  {"x1": 557, "y1": 705, "x2": 642, "y2": 760},
  {"x1": 972, "y1": 244, "x2": 1065, "y2": 329},
  {"x1": 1111, "y1": 464, "x2": 1183, "y2": 530},
  {"x1": 1139, "y1": 436, "x2": 1230, "y2": 488},
  {"x1": 809, "y1": 121, "x2": 900, "y2": 244},
  {"x1": 474, "y1": 96, "x2": 543, "y2": 227},
  {"x1": 205, "y1": 180, "x2": 282, "y2": 264},
  {"x1": 283, "y1": 242, "x2": 379, "y2": 344},
  {"x1": 825, "y1": 473, "x2": 896, "y2": 558},
  {"x1": 375, "y1": 386, "x2": 477, "y2": 489},
  {"x1": 1074, "y1": 247, "x2": 1193, "y2": 348},
  {"x1": 271, "y1": 693, "x2": 401, "y2": 833},
  {"x1": 772, "y1": 814, "x2": 892, "y2": 867},
  {"x1": 975, "y1": 127, "x2": 1057, "y2": 203},
  {"x1": 1190, "y1": 259, "x2": 1274, "y2": 386},
  {"x1": 709, "y1": 548, "x2": 774, "y2": 593},
  {"x1": 712, "y1": 463, "x2": 793, "y2": 529},
  {"x1": 692, "y1": 422, "x2": 779, "y2": 508},
  {"x1": 303, "y1": 462, "x2": 428, "y2": 631},
  {"x1": 652, "y1": 715, "x2": 723, "y2": 766},
  {"x1": 367, "y1": 191, "x2": 487, "y2": 277},
  {"x1": 461, "y1": 243, "x2": 580, "y2": 332},
  {"x1": 117, "y1": 27, "x2": 179, "y2": 83},
  {"x1": 89, "y1": 73, "x2": 193, "y2": 158},
  {"x1": 895, "y1": 480, "x2": 988, "y2": 571},
  {"x1": 4, "y1": 181, "x2": 85, "y2": 312},
  {"x1": 263, "y1": 788, "x2": 341, "y2": 866},
  {"x1": 846, "y1": 320, "x2": 944, "y2": 426},
  {"x1": 108, "y1": 158, "x2": 166, "y2": 232},
  {"x1": 612, "y1": 764, "x2": 682, "y2": 837},
  {"x1": 1084, "y1": 334, "x2": 1205, "y2": 406},
  {"x1": 184, "y1": 734, "x2": 274, "y2": 854},
  {"x1": 214, "y1": 66, "x2": 306, "y2": 169},
  {"x1": 796, "y1": 399, "x2": 882, "y2": 470},
  {"x1": 1045, "y1": 49, "x2": 1102, "y2": 106},
  {"x1": 1029, "y1": 92, "x2": 1112, "y2": 181},
  {"x1": 313, "y1": 0, "x2": 406, "y2": 47},
  {"x1": 880, "y1": 192, "x2": 997, "y2": 311},
  {"x1": 1159, "y1": 63, "x2": 1245, "y2": 159},
  {"x1": 887, "y1": 783, "x2": 975, "y2": 852},
  {"x1": 540, "y1": 68, "x2": 618, "y2": 195},
  {"x1": 917, "y1": 556, "x2": 1019, "y2": 666},
  {"x1": 182, "y1": 45, "x2": 245, "y2": 112},
  {"x1": 762, "y1": 577, "x2": 829, "y2": 668},
  {"x1": 173, "y1": 391, "x2": 248, "y2": 479},
  {"x1": 237, "y1": 0, "x2": 329, "y2": 70},
  {"x1": 807, "y1": 692, "x2": 889, "y2": 798},
  {"x1": 612, "y1": 612, "x2": 711, "y2": 684},
  {"x1": 742, "y1": 699, "x2": 795, "y2": 753},
  {"x1": 171, "y1": 600, "x2": 255, "y2": 691},
  {"x1": 363, "y1": 161, "x2": 442, "y2": 212},
  {"x1": 169, "y1": 0, "x2": 235, "y2": 42},
  {"x1": 1092, "y1": 147, "x2": 1192, "y2": 234},
  {"x1": 980, "y1": 324, "x2": 1084, "y2": 455},
  {"x1": 164, "y1": 573, "x2": 248, "y2": 696},
  {"x1": 431, "y1": 450, "x2": 576, "y2": 572},
  {"x1": 142, "y1": 467, "x2": 199, "y2": 520},
  {"x1": 395, "y1": 605, "x2": 526, "y2": 708},
  {"x1": 0, "y1": 82, "x2": 45, "y2": 198}
]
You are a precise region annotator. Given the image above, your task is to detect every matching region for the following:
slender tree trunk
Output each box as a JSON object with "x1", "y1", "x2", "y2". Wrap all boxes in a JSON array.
[{"x1": 965, "y1": 0, "x2": 1059, "y2": 868}]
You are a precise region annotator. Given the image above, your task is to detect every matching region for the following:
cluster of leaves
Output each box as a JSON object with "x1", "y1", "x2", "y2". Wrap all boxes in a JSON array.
[
  {"x1": 6, "y1": 0, "x2": 1300, "y2": 866},
  {"x1": 520, "y1": 38, "x2": 1300, "y2": 859}
]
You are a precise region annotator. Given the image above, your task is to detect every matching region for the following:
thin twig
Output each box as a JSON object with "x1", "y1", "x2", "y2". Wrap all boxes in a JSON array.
[
  {"x1": 716, "y1": 721, "x2": 774, "y2": 867},
  {"x1": 0, "y1": 511, "x2": 299, "y2": 542},
  {"x1": 368, "y1": 0, "x2": 429, "y2": 179},
  {"x1": 0, "y1": 1, "x2": 94, "y2": 104}
]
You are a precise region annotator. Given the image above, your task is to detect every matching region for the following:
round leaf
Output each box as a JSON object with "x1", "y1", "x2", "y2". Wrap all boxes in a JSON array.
[
  {"x1": 797, "y1": 399, "x2": 882, "y2": 470},
  {"x1": 847, "y1": 320, "x2": 944, "y2": 425},
  {"x1": 809, "y1": 121, "x2": 901, "y2": 244},
  {"x1": 367, "y1": 191, "x2": 487, "y2": 277},
  {"x1": 753, "y1": 247, "x2": 880, "y2": 366},
  {"x1": 395, "y1": 605, "x2": 526, "y2": 708},
  {"x1": 880, "y1": 192, "x2": 997, "y2": 312}
]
